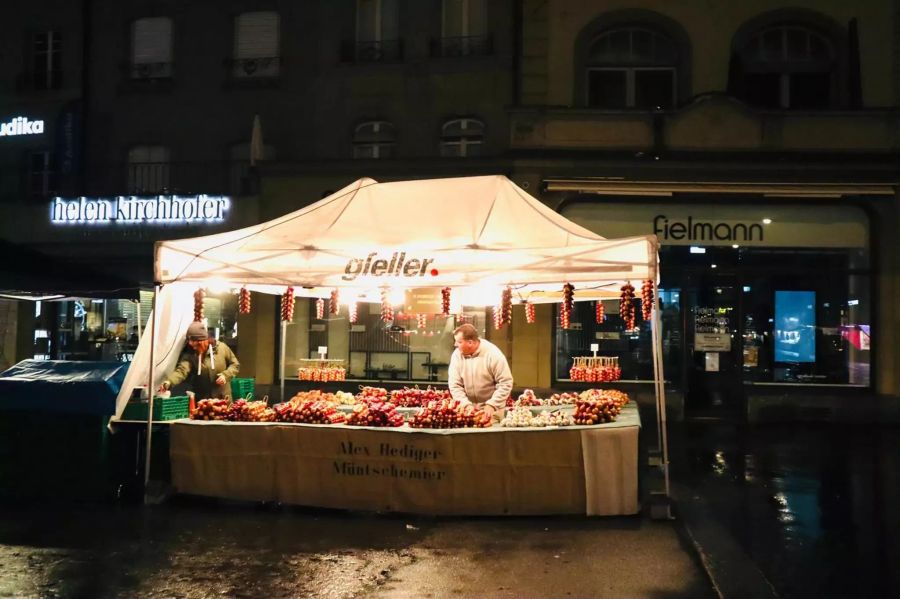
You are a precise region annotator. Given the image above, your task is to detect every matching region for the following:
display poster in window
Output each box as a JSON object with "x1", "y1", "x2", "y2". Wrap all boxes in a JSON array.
[
  {"x1": 694, "y1": 333, "x2": 731, "y2": 352},
  {"x1": 705, "y1": 352, "x2": 720, "y2": 372},
  {"x1": 774, "y1": 291, "x2": 816, "y2": 363},
  {"x1": 743, "y1": 346, "x2": 759, "y2": 368},
  {"x1": 404, "y1": 287, "x2": 443, "y2": 315}
]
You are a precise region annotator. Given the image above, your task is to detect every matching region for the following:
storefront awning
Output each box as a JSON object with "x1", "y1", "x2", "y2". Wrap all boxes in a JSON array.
[
  {"x1": 542, "y1": 178, "x2": 896, "y2": 197},
  {"x1": 0, "y1": 240, "x2": 140, "y2": 300}
]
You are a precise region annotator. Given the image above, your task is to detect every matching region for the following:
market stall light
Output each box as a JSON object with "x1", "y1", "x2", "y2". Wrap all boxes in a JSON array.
[
  {"x1": 732, "y1": 244, "x2": 739, "y2": 249},
  {"x1": 690, "y1": 246, "x2": 706, "y2": 254},
  {"x1": 205, "y1": 279, "x2": 231, "y2": 294},
  {"x1": 762, "y1": 218, "x2": 772, "y2": 225},
  {"x1": 387, "y1": 286, "x2": 406, "y2": 307},
  {"x1": 711, "y1": 264, "x2": 717, "y2": 269}
]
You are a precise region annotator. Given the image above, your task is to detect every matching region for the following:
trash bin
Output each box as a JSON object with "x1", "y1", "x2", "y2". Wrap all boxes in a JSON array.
[{"x1": 0, "y1": 360, "x2": 128, "y2": 502}]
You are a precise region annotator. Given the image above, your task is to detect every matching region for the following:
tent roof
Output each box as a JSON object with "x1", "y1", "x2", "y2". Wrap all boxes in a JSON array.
[{"x1": 155, "y1": 175, "x2": 657, "y2": 301}]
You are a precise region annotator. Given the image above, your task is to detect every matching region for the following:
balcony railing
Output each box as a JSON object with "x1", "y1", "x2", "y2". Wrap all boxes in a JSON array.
[
  {"x1": 228, "y1": 57, "x2": 281, "y2": 79},
  {"x1": 341, "y1": 39, "x2": 404, "y2": 64},
  {"x1": 129, "y1": 62, "x2": 174, "y2": 80},
  {"x1": 430, "y1": 34, "x2": 493, "y2": 58},
  {"x1": 119, "y1": 62, "x2": 174, "y2": 93},
  {"x1": 223, "y1": 57, "x2": 281, "y2": 89}
]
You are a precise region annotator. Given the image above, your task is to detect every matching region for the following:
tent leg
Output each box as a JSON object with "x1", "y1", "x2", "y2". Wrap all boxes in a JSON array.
[
  {"x1": 649, "y1": 288, "x2": 673, "y2": 519},
  {"x1": 279, "y1": 320, "x2": 287, "y2": 402},
  {"x1": 143, "y1": 285, "x2": 159, "y2": 502}
]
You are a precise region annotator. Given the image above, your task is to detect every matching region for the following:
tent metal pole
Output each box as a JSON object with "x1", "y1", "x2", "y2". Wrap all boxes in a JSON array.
[
  {"x1": 654, "y1": 287, "x2": 671, "y2": 500},
  {"x1": 279, "y1": 320, "x2": 287, "y2": 402},
  {"x1": 650, "y1": 297, "x2": 664, "y2": 457},
  {"x1": 143, "y1": 284, "x2": 160, "y2": 497}
]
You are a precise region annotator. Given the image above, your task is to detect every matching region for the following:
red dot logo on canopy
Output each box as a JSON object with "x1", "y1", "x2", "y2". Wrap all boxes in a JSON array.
[{"x1": 430, "y1": 269, "x2": 439, "y2": 276}]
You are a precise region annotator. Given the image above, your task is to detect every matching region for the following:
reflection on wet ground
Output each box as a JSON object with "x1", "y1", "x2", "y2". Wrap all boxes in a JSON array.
[
  {"x1": 670, "y1": 421, "x2": 900, "y2": 599},
  {"x1": 0, "y1": 498, "x2": 713, "y2": 598}
]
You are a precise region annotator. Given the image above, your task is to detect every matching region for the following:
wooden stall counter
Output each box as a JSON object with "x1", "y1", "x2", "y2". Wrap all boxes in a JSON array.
[{"x1": 170, "y1": 404, "x2": 640, "y2": 516}]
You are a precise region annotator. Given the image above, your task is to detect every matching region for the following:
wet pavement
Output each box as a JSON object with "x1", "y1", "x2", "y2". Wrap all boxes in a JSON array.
[
  {"x1": 0, "y1": 500, "x2": 712, "y2": 598},
  {"x1": 670, "y1": 420, "x2": 900, "y2": 599},
  {"x1": 3, "y1": 420, "x2": 896, "y2": 598}
]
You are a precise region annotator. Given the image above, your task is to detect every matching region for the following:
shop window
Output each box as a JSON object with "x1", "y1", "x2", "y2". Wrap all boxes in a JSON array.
[
  {"x1": 732, "y1": 24, "x2": 835, "y2": 109},
  {"x1": 127, "y1": 145, "x2": 170, "y2": 194},
  {"x1": 739, "y1": 252, "x2": 870, "y2": 386},
  {"x1": 352, "y1": 121, "x2": 396, "y2": 159},
  {"x1": 440, "y1": 118, "x2": 484, "y2": 157},
  {"x1": 554, "y1": 292, "x2": 679, "y2": 383},
  {"x1": 28, "y1": 151, "x2": 55, "y2": 199},
  {"x1": 585, "y1": 27, "x2": 678, "y2": 109},
  {"x1": 233, "y1": 12, "x2": 280, "y2": 78},
  {"x1": 352, "y1": 0, "x2": 401, "y2": 62},
  {"x1": 229, "y1": 142, "x2": 276, "y2": 195},
  {"x1": 32, "y1": 31, "x2": 62, "y2": 90},
  {"x1": 130, "y1": 17, "x2": 173, "y2": 79},
  {"x1": 282, "y1": 298, "x2": 486, "y2": 383},
  {"x1": 435, "y1": 0, "x2": 490, "y2": 57}
]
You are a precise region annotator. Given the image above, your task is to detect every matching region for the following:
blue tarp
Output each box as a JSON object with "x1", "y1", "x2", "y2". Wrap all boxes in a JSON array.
[{"x1": 0, "y1": 360, "x2": 128, "y2": 415}]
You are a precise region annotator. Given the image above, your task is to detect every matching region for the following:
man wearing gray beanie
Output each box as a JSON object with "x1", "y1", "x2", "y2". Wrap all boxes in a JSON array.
[{"x1": 161, "y1": 321, "x2": 240, "y2": 399}]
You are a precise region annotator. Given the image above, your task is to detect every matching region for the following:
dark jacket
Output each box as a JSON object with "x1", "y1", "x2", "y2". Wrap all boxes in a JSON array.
[{"x1": 167, "y1": 341, "x2": 240, "y2": 399}]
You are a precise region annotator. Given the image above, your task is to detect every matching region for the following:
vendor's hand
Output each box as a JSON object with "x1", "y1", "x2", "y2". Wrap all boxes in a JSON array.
[
  {"x1": 159, "y1": 381, "x2": 171, "y2": 391},
  {"x1": 215, "y1": 374, "x2": 226, "y2": 386},
  {"x1": 482, "y1": 405, "x2": 496, "y2": 423}
]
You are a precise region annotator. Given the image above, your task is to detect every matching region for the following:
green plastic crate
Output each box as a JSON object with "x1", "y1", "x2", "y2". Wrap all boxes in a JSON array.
[
  {"x1": 122, "y1": 396, "x2": 190, "y2": 421},
  {"x1": 231, "y1": 377, "x2": 255, "y2": 399}
]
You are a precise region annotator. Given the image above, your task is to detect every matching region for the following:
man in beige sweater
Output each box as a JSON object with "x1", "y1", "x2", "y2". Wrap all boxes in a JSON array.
[{"x1": 447, "y1": 323, "x2": 513, "y2": 424}]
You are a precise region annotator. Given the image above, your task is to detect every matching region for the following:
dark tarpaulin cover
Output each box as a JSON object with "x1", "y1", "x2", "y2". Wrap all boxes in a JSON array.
[{"x1": 0, "y1": 360, "x2": 128, "y2": 415}]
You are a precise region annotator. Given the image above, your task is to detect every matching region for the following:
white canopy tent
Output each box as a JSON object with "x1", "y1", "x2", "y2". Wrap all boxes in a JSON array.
[{"x1": 118, "y1": 175, "x2": 669, "y2": 509}]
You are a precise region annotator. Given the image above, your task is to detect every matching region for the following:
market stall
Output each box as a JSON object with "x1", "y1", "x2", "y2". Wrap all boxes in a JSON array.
[{"x1": 115, "y1": 174, "x2": 668, "y2": 515}]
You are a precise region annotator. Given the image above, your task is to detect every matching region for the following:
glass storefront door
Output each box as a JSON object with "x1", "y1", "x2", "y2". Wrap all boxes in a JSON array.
[{"x1": 683, "y1": 270, "x2": 744, "y2": 418}]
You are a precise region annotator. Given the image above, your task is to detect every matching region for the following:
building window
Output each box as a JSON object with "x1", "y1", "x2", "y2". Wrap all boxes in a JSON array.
[
  {"x1": 32, "y1": 32, "x2": 62, "y2": 90},
  {"x1": 127, "y1": 145, "x2": 170, "y2": 194},
  {"x1": 440, "y1": 118, "x2": 484, "y2": 157},
  {"x1": 233, "y1": 12, "x2": 281, "y2": 78},
  {"x1": 229, "y1": 142, "x2": 275, "y2": 195},
  {"x1": 585, "y1": 27, "x2": 678, "y2": 109},
  {"x1": 351, "y1": 0, "x2": 402, "y2": 62},
  {"x1": 434, "y1": 0, "x2": 491, "y2": 57},
  {"x1": 28, "y1": 151, "x2": 55, "y2": 199},
  {"x1": 130, "y1": 17, "x2": 173, "y2": 79},
  {"x1": 733, "y1": 24, "x2": 835, "y2": 109},
  {"x1": 352, "y1": 121, "x2": 396, "y2": 159}
]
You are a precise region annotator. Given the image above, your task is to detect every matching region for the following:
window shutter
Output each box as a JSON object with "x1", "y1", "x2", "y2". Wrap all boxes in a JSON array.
[
  {"x1": 132, "y1": 18, "x2": 172, "y2": 64},
  {"x1": 235, "y1": 12, "x2": 280, "y2": 59}
]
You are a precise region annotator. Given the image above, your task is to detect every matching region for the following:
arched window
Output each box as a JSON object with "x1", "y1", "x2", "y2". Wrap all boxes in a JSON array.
[
  {"x1": 352, "y1": 121, "x2": 396, "y2": 159},
  {"x1": 440, "y1": 118, "x2": 484, "y2": 157},
  {"x1": 585, "y1": 27, "x2": 678, "y2": 109},
  {"x1": 733, "y1": 24, "x2": 835, "y2": 109}
]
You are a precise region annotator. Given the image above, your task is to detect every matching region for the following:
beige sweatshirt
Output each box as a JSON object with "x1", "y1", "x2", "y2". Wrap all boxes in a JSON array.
[{"x1": 447, "y1": 338, "x2": 513, "y2": 410}]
